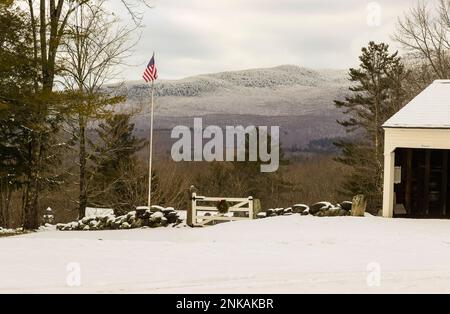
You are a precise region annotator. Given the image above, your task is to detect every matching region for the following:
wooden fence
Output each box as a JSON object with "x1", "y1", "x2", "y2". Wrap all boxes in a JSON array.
[{"x1": 188, "y1": 192, "x2": 254, "y2": 227}]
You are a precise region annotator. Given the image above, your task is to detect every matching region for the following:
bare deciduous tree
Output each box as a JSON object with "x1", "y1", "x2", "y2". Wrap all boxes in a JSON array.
[
  {"x1": 19, "y1": 0, "x2": 148, "y2": 228},
  {"x1": 59, "y1": 0, "x2": 138, "y2": 218},
  {"x1": 394, "y1": 0, "x2": 450, "y2": 80}
]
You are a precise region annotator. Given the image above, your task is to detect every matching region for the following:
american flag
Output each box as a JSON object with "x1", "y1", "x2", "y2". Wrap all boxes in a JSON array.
[{"x1": 143, "y1": 53, "x2": 158, "y2": 83}]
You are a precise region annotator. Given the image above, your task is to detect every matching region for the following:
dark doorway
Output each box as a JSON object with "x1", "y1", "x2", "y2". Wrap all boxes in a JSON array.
[{"x1": 394, "y1": 148, "x2": 450, "y2": 218}]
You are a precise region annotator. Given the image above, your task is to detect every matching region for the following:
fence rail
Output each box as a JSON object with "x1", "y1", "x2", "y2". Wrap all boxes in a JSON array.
[{"x1": 188, "y1": 193, "x2": 254, "y2": 227}]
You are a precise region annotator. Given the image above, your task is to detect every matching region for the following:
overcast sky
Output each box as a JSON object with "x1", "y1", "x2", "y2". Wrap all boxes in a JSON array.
[{"x1": 109, "y1": 0, "x2": 433, "y2": 81}]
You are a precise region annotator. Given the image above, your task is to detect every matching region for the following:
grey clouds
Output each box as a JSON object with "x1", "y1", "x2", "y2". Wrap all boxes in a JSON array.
[{"x1": 109, "y1": 0, "x2": 434, "y2": 81}]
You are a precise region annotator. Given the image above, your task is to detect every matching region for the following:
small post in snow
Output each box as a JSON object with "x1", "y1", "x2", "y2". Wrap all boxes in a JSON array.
[{"x1": 351, "y1": 194, "x2": 367, "y2": 217}]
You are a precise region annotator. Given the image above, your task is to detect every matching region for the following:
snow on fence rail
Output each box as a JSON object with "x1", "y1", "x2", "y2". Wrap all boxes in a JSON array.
[{"x1": 188, "y1": 193, "x2": 254, "y2": 227}]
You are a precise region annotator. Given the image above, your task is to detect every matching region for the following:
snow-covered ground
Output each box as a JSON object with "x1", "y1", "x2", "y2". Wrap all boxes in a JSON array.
[{"x1": 1, "y1": 215, "x2": 450, "y2": 293}]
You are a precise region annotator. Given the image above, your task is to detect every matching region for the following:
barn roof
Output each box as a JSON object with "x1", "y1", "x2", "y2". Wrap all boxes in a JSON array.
[{"x1": 383, "y1": 80, "x2": 450, "y2": 129}]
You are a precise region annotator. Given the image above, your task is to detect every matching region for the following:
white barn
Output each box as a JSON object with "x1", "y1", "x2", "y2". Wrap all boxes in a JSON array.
[{"x1": 383, "y1": 80, "x2": 450, "y2": 218}]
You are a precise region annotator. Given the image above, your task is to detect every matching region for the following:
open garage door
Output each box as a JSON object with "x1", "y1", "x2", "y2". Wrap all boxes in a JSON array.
[{"x1": 394, "y1": 148, "x2": 450, "y2": 218}]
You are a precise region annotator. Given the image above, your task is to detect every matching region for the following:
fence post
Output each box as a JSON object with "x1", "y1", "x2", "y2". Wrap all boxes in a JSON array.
[
  {"x1": 187, "y1": 192, "x2": 196, "y2": 227},
  {"x1": 192, "y1": 193, "x2": 197, "y2": 226},
  {"x1": 253, "y1": 199, "x2": 262, "y2": 219},
  {"x1": 248, "y1": 196, "x2": 254, "y2": 219}
]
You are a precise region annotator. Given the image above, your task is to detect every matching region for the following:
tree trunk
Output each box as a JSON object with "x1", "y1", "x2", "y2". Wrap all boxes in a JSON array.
[
  {"x1": 0, "y1": 184, "x2": 5, "y2": 228},
  {"x1": 0, "y1": 183, "x2": 12, "y2": 228},
  {"x1": 4, "y1": 189, "x2": 11, "y2": 228},
  {"x1": 39, "y1": 0, "x2": 51, "y2": 91},
  {"x1": 22, "y1": 135, "x2": 41, "y2": 230},
  {"x1": 23, "y1": 180, "x2": 39, "y2": 230},
  {"x1": 78, "y1": 115, "x2": 87, "y2": 219},
  {"x1": 28, "y1": 0, "x2": 39, "y2": 91}
]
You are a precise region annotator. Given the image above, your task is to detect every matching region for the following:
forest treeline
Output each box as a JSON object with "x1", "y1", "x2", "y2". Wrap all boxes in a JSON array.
[{"x1": 1, "y1": 0, "x2": 450, "y2": 228}]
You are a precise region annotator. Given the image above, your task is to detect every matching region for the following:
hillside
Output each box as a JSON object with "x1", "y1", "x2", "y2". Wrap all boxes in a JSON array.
[{"x1": 108, "y1": 65, "x2": 351, "y2": 151}]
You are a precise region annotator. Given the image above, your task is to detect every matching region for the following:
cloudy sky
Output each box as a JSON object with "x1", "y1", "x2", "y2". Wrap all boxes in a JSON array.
[{"x1": 110, "y1": 0, "x2": 433, "y2": 81}]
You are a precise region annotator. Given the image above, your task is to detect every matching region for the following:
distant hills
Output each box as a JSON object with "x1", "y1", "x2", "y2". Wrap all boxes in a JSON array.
[{"x1": 108, "y1": 65, "x2": 351, "y2": 155}]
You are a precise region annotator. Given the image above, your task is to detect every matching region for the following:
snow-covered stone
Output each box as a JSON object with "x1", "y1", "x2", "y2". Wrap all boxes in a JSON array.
[
  {"x1": 292, "y1": 204, "x2": 309, "y2": 214},
  {"x1": 120, "y1": 222, "x2": 131, "y2": 229},
  {"x1": 56, "y1": 206, "x2": 182, "y2": 231},
  {"x1": 310, "y1": 202, "x2": 333, "y2": 215},
  {"x1": 340, "y1": 201, "x2": 353, "y2": 211},
  {"x1": 256, "y1": 212, "x2": 267, "y2": 219},
  {"x1": 150, "y1": 205, "x2": 165, "y2": 213}
]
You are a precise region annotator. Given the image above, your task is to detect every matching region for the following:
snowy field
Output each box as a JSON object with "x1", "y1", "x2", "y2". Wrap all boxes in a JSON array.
[{"x1": 2, "y1": 215, "x2": 450, "y2": 294}]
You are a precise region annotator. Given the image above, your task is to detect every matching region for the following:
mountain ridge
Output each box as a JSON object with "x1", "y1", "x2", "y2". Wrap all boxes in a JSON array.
[
  {"x1": 113, "y1": 64, "x2": 349, "y2": 117},
  {"x1": 109, "y1": 65, "x2": 351, "y2": 152}
]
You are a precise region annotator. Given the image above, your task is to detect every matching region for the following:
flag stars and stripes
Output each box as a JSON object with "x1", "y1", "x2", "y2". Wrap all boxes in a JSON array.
[{"x1": 143, "y1": 54, "x2": 158, "y2": 83}]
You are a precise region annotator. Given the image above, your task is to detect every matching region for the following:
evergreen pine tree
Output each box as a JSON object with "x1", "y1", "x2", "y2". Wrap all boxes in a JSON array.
[
  {"x1": 334, "y1": 42, "x2": 408, "y2": 211},
  {"x1": 0, "y1": 4, "x2": 37, "y2": 227},
  {"x1": 90, "y1": 114, "x2": 151, "y2": 215}
]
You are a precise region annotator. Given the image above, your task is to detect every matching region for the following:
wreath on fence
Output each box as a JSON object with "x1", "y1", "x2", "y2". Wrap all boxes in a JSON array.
[{"x1": 217, "y1": 200, "x2": 230, "y2": 214}]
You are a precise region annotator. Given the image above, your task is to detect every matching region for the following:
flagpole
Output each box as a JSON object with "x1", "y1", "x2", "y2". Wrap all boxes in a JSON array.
[{"x1": 148, "y1": 79, "x2": 155, "y2": 208}]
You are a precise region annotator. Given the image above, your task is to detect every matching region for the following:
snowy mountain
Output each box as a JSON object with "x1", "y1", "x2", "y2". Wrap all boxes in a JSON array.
[
  {"x1": 108, "y1": 65, "x2": 351, "y2": 152},
  {"x1": 116, "y1": 65, "x2": 348, "y2": 117}
]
